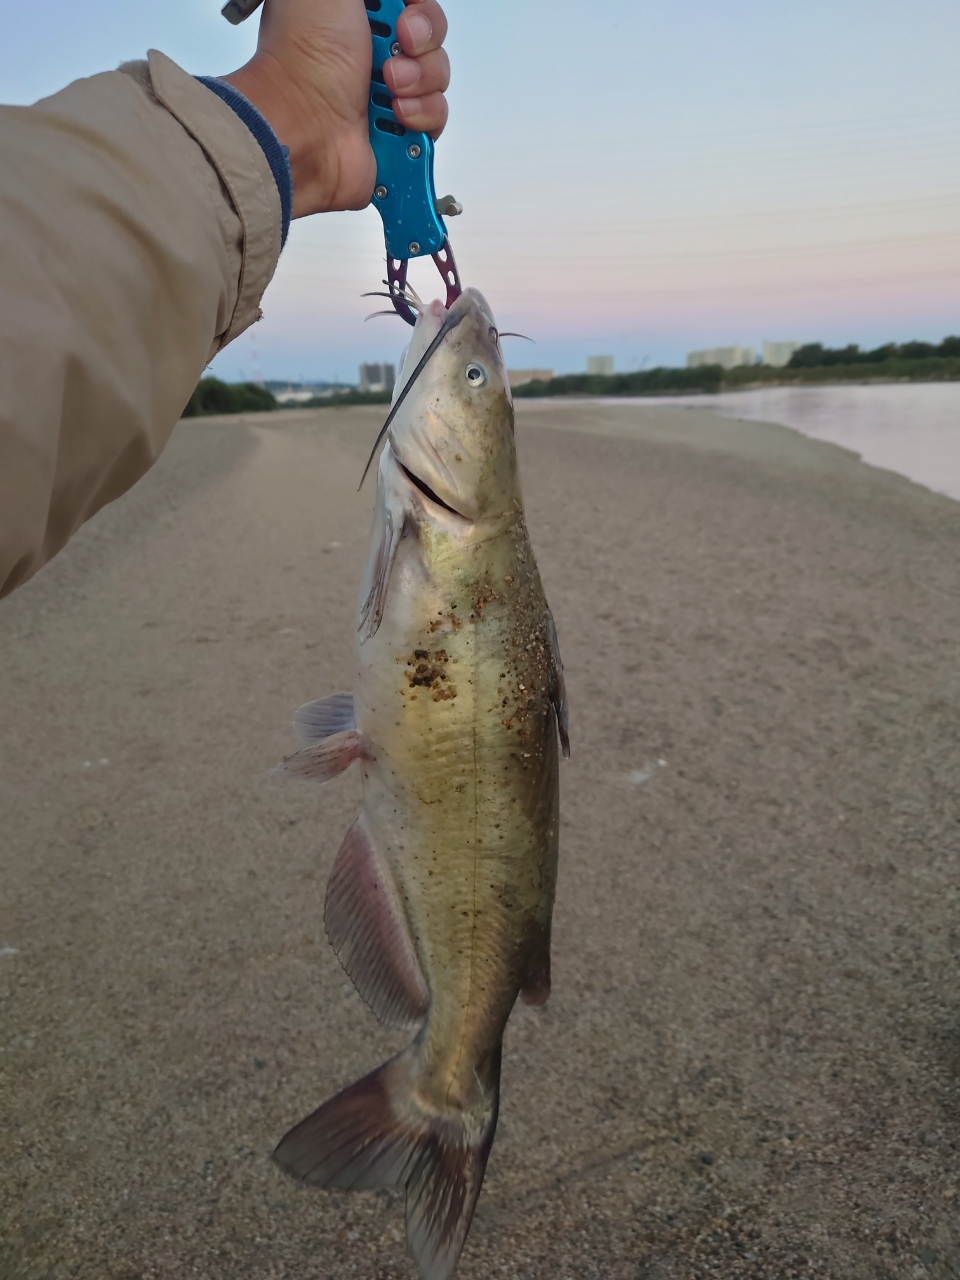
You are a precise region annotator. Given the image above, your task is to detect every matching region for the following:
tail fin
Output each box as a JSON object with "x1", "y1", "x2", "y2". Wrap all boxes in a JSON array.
[{"x1": 273, "y1": 1046, "x2": 501, "y2": 1280}]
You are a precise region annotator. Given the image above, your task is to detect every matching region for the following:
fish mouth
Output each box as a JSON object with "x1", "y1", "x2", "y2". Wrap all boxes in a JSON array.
[
  {"x1": 358, "y1": 307, "x2": 467, "y2": 490},
  {"x1": 397, "y1": 458, "x2": 468, "y2": 520}
]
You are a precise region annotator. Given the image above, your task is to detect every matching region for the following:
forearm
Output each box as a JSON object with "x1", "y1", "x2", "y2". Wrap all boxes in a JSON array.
[{"x1": 0, "y1": 52, "x2": 282, "y2": 598}]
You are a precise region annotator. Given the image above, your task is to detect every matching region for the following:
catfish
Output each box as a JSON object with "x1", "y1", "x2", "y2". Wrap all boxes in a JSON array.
[{"x1": 273, "y1": 287, "x2": 568, "y2": 1280}]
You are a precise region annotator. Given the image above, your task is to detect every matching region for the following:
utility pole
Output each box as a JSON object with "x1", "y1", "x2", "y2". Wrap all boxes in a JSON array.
[{"x1": 249, "y1": 329, "x2": 264, "y2": 387}]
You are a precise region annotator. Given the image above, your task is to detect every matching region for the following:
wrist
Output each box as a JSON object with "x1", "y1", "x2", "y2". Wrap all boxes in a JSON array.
[
  {"x1": 223, "y1": 58, "x2": 324, "y2": 216},
  {"x1": 223, "y1": 55, "x2": 374, "y2": 218}
]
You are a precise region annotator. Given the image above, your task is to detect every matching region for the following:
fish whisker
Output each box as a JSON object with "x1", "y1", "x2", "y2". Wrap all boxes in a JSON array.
[
  {"x1": 365, "y1": 310, "x2": 409, "y2": 322},
  {"x1": 358, "y1": 309, "x2": 467, "y2": 490},
  {"x1": 498, "y1": 332, "x2": 534, "y2": 342},
  {"x1": 385, "y1": 278, "x2": 425, "y2": 308},
  {"x1": 362, "y1": 292, "x2": 422, "y2": 316},
  {"x1": 362, "y1": 291, "x2": 422, "y2": 308}
]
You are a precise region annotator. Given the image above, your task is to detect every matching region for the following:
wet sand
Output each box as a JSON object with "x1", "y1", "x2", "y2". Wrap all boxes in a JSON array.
[{"x1": 2, "y1": 401, "x2": 959, "y2": 1280}]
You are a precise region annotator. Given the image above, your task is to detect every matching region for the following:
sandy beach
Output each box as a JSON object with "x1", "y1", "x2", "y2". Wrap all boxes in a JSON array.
[{"x1": 2, "y1": 400, "x2": 959, "y2": 1280}]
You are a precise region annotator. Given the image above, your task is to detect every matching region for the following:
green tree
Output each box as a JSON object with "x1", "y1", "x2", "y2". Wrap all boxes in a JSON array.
[{"x1": 181, "y1": 377, "x2": 277, "y2": 417}]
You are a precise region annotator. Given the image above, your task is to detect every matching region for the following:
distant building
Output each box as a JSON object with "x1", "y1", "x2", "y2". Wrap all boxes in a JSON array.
[
  {"x1": 687, "y1": 346, "x2": 756, "y2": 370},
  {"x1": 273, "y1": 384, "x2": 317, "y2": 404},
  {"x1": 359, "y1": 362, "x2": 396, "y2": 394},
  {"x1": 507, "y1": 369, "x2": 554, "y2": 388},
  {"x1": 586, "y1": 355, "x2": 615, "y2": 376},
  {"x1": 267, "y1": 380, "x2": 353, "y2": 403},
  {"x1": 762, "y1": 340, "x2": 803, "y2": 368}
]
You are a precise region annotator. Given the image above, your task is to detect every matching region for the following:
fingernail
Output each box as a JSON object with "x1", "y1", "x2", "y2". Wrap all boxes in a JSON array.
[
  {"x1": 405, "y1": 13, "x2": 432, "y2": 50},
  {"x1": 389, "y1": 57, "x2": 419, "y2": 90}
]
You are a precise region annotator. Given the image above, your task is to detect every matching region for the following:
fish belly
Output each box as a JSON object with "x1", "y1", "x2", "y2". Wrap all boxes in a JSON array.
[{"x1": 356, "y1": 532, "x2": 559, "y2": 1106}]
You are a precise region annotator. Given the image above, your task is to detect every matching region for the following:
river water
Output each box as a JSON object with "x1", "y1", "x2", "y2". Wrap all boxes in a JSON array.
[{"x1": 645, "y1": 382, "x2": 960, "y2": 503}]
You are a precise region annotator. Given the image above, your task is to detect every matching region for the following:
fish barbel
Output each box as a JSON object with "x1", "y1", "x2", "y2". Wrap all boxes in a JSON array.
[{"x1": 272, "y1": 287, "x2": 569, "y2": 1280}]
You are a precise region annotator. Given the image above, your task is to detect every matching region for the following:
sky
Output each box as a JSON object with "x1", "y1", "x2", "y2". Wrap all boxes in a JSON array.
[{"x1": 4, "y1": 0, "x2": 960, "y2": 381}]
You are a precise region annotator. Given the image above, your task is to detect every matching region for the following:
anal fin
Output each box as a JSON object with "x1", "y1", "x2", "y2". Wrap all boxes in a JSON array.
[{"x1": 325, "y1": 815, "x2": 429, "y2": 1030}]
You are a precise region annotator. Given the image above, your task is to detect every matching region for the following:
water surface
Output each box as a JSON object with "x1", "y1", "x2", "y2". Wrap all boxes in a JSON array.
[{"x1": 648, "y1": 382, "x2": 960, "y2": 502}]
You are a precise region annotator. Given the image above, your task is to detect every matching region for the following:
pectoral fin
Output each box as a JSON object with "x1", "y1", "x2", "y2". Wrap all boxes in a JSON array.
[
  {"x1": 272, "y1": 729, "x2": 370, "y2": 782},
  {"x1": 325, "y1": 815, "x2": 429, "y2": 1030},
  {"x1": 358, "y1": 497, "x2": 404, "y2": 643}
]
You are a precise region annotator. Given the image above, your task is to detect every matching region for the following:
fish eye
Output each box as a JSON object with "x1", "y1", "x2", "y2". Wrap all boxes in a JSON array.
[{"x1": 465, "y1": 362, "x2": 487, "y2": 389}]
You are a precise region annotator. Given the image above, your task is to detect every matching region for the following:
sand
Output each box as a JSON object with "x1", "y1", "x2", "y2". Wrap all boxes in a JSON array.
[{"x1": 2, "y1": 400, "x2": 959, "y2": 1280}]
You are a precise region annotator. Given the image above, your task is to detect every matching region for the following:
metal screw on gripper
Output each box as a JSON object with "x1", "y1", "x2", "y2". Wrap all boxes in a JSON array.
[
  {"x1": 407, "y1": 143, "x2": 422, "y2": 159},
  {"x1": 375, "y1": 185, "x2": 388, "y2": 199},
  {"x1": 408, "y1": 241, "x2": 420, "y2": 255},
  {"x1": 390, "y1": 41, "x2": 401, "y2": 54}
]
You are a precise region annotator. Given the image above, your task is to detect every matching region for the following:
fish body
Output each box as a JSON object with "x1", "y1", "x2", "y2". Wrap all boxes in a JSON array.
[{"x1": 273, "y1": 289, "x2": 568, "y2": 1280}]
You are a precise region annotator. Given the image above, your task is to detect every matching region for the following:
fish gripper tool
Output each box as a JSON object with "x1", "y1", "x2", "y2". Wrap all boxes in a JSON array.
[
  {"x1": 222, "y1": 0, "x2": 463, "y2": 327},
  {"x1": 366, "y1": 0, "x2": 462, "y2": 324}
]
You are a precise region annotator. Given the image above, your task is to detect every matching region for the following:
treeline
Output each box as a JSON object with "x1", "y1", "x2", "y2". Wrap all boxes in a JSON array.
[
  {"x1": 513, "y1": 366, "x2": 722, "y2": 399},
  {"x1": 725, "y1": 353, "x2": 960, "y2": 388},
  {"x1": 515, "y1": 340, "x2": 960, "y2": 400},
  {"x1": 181, "y1": 378, "x2": 391, "y2": 417},
  {"x1": 297, "y1": 389, "x2": 392, "y2": 407},
  {"x1": 786, "y1": 336, "x2": 960, "y2": 368},
  {"x1": 183, "y1": 335, "x2": 960, "y2": 416},
  {"x1": 181, "y1": 378, "x2": 277, "y2": 417}
]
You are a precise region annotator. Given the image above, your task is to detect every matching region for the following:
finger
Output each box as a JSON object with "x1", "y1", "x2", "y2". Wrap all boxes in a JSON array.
[
  {"x1": 384, "y1": 47, "x2": 450, "y2": 97},
  {"x1": 396, "y1": 0, "x2": 448, "y2": 56},
  {"x1": 392, "y1": 90, "x2": 448, "y2": 139}
]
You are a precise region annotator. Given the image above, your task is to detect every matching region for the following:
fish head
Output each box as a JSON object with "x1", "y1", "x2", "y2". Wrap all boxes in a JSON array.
[{"x1": 386, "y1": 288, "x2": 520, "y2": 526}]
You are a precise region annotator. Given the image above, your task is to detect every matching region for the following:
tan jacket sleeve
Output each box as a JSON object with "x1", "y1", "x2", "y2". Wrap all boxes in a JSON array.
[{"x1": 0, "y1": 50, "x2": 282, "y2": 598}]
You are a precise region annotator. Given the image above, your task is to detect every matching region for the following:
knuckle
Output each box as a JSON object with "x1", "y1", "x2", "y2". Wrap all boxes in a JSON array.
[
  {"x1": 396, "y1": 91, "x2": 447, "y2": 132},
  {"x1": 412, "y1": 51, "x2": 449, "y2": 93},
  {"x1": 424, "y1": 93, "x2": 448, "y2": 128},
  {"x1": 428, "y1": 48, "x2": 451, "y2": 87}
]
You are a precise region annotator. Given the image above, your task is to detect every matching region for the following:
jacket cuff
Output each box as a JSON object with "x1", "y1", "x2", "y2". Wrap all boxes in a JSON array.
[
  {"x1": 195, "y1": 77, "x2": 292, "y2": 249},
  {"x1": 146, "y1": 49, "x2": 282, "y2": 347}
]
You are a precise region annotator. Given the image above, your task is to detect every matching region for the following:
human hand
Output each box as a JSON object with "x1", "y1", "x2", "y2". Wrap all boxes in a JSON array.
[{"x1": 223, "y1": 0, "x2": 450, "y2": 219}]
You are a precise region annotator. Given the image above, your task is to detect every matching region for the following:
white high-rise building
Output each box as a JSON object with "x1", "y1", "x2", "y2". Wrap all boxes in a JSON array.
[
  {"x1": 762, "y1": 340, "x2": 803, "y2": 368},
  {"x1": 586, "y1": 355, "x2": 614, "y2": 376},
  {"x1": 686, "y1": 346, "x2": 756, "y2": 370},
  {"x1": 359, "y1": 362, "x2": 396, "y2": 393}
]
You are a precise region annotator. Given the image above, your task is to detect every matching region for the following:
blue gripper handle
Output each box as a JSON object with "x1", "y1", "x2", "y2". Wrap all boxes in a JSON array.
[{"x1": 366, "y1": 0, "x2": 447, "y2": 260}]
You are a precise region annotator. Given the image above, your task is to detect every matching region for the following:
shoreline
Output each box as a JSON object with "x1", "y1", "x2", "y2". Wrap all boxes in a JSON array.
[
  {"x1": 517, "y1": 383, "x2": 960, "y2": 505},
  {"x1": 514, "y1": 370, "x2": 960, "y2": 400}
]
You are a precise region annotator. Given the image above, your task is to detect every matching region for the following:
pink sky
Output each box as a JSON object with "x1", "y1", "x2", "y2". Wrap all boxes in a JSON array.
[{"x1": 6, "y1": 0, "x2": 956, "y2": 378}]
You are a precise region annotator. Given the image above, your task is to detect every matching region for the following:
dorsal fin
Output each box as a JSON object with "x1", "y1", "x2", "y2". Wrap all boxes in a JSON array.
[{"x1": 294, "y1": 693, "x2": 355, "y2": 744}]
